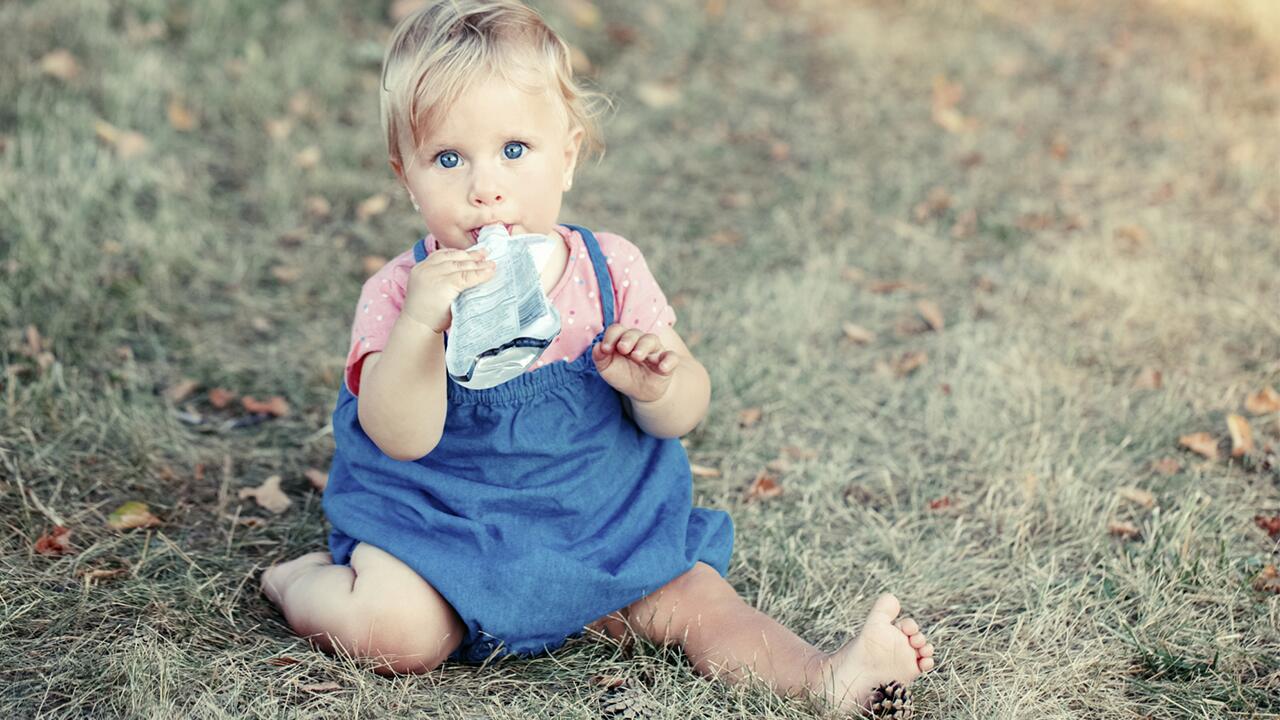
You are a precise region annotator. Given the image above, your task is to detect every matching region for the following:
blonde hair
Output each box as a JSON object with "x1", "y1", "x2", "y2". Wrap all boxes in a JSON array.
[{"x1": 380, "y1": 0, "x2": 608, "y2": 174}]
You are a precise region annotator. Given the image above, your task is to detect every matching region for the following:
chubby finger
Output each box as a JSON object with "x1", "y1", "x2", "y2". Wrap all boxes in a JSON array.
[
  {"x1": 626, "y1": 333, "x2": 663, "y2": 360},
  {"x1": 599, "y1": 323, "x2": 629, "y2": 350},
  {"x1": 600, "y1": 327, "x2": 642, "y2": 354},
  {"x1": 648, "y1": 350, "x2": 680, "y2": 375}
]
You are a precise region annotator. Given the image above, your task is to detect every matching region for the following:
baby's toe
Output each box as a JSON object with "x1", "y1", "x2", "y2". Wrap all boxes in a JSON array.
[
  {"x1": 897, "y1": 618, "x2": 919, "y2": 635},
  {"x1": 909, "y1": 633, "x2": 927, "y2": 649},
  {"x1": 919, "y1": 643, "x2": 934, "y2": 658},
  {"x1": 919, "y1": 657, "x2": 936, "y2": 672}
]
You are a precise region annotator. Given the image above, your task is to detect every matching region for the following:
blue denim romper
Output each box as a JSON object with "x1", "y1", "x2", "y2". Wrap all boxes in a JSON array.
[{"x1": 323, "y1": 224, "x2": 735, "y2": 664}]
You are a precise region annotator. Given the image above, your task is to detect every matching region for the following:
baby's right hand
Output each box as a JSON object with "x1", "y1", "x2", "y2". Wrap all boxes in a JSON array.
[{"x1": 402, "y1": 248, "x2": 496, "y2": 333}]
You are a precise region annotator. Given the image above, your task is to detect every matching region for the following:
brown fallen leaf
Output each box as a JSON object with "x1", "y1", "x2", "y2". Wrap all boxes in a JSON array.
[
  {"x1": 916, "y1": 299, "x2": 945, "y2": 332},
  {"x1": 705, "y1": 0, "x2": 726, "y2": 18},
  {"x1": 93, "y1": 120, "x2": 149, "y2": 159},
  {"x1": 912, "y1": 187, "x2": 951, "y2": 222},
  {"x1": 1151, "y1": 457, "x2": 1181, "y2": 475},
  {"x1": 239, "y1": 476, "x2": 292, "y2": 514},
  {"x1": 1108, "y1": 520, "x2": 1141, "y2": 540},
  {"x1": 34, "y1": 526, "x2": 74, "y2": 556},
  {"x1": 738, "y1": 407, "x2": 763, "y2": 428},
  {"x1": 931, "y1": 76, "x2": 976, "y2": 133},
  {"x1": 242, "y1": 395, "x2": 290, "y2": 417},
  {"x1": 1116, "y1": 486, "x2": 1156, "y2": 509},
  {"x1": 356, "y1": 194, "x2": 389, "y2": 221},
  {"x1": 765, "y1": 457, "x2": 791, "y2": 474},
  {"x1": 842, "y1": 323, "x2": 876, "y2": 344},
  {"x1": 80, "y1": 567, "x2": 128, "y2": 583},
  {"x1": 166, "y1": 98, "x2": 199, "y2": 131},
  {"x1": 707, "y1": 229, "x2": 742, "y2": 247},
  {"x1": 689, "y1": 463, "x2": 721, "y2": 478},
  {"x1": 208, "y1": 387, "x2": 236, "y2": 409},
  {"x1": 304, "y1": 468, "x2": 328, "y2": 492},
  {"x1": 266, "y1": 656, "x2": 301, "y2": 667},
  {"x1": 891, "y1": 351, "x2": 928, "y2": 377},
  {"x1": 589, "y1": 673, "x2": 629, "y2": 689},
  {"x1": 1133, "y1": 367, "x2": 1162, "y2": 390},
  {"x1": 164, "y1": 378, "x2": 199, "y2": 403},
  {"x1": 40, "y1": 49, "x2": 81, "y2": 81},
  {"x1": 1253, "y1": 565, "x2": 1280, "y2": 594},
  {"x1": 1254, "y1": 514, "x2": 1280, "y2": 538},
  {"x1": 1227, "y1": 414, "x2": 1254, "y2": 458},
  {"x1": 1245, "y1": 386, "x2": 1280, "y2": 415},
  {"x1": 744, "y1": 471, "x2": 782, "y2": 502},
  {"x1": 107, "y1": 501, "x2": 161, "y2": 530},
  {"x1": 1178, "y1": 432, "x2": 1219, "y2": 460},
  {"x1": 927, "y1": 496, "x2": 952, "y2": 511}
]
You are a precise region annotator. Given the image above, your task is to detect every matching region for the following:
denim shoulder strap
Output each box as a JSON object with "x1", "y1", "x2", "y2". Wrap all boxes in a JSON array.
[
  {"x1": 413, "y1": 237, "x2": 429, "y2": 263},
  {"x1": 561, "y1": 224, "x2": 614, "y2": 328}
]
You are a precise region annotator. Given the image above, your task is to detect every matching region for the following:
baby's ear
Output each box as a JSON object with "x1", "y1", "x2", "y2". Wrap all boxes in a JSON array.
[
  {"x1": 562, "y1": 125, "x2": 585, "y2": 191},
  {"x1": 389, "y1": 157, "x2": 406, "y2": 185}
]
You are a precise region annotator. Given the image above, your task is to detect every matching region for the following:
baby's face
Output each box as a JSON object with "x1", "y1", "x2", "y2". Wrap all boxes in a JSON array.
[{"x1": 400, "y1": 73, "x2": 582, "y2": 250}]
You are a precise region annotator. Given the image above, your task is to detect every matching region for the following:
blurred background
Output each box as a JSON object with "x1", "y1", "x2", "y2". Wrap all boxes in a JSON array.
[{"x1": 2, "y1": 1, "x2": 1278, "y2": 718}]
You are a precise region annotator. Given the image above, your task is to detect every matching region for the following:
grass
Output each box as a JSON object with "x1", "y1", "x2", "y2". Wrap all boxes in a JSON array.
[{"x1": 2, "y1": 0, "x2": 1279, "y2": 717}]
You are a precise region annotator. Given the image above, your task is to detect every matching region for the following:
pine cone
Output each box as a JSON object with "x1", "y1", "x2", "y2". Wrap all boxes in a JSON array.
[
  {"x1": 865, "y1": 681, "x2": 912, "y2": 719},
  {"x1": 599, "y1": 684, "x2": 655, "y2": 720}
]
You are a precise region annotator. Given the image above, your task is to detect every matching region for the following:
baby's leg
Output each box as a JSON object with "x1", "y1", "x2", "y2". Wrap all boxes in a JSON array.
[
  {"x1": 260, "y1": 543, "x2": 465, "y2": 674},
  {"x1": 614, "y1": 563, "x2": 934, "y2": 711}
]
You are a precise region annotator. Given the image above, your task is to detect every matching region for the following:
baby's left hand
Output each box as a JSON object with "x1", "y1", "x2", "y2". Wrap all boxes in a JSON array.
[{"x1": 591, "y1": 323, "x2": 680, "y2": 403}]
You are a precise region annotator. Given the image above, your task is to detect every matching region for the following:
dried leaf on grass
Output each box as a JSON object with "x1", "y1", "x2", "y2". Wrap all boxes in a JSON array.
[
  {"x1": 927, "y1": 496, "x2": 952, "y2": 511},
  {"x1": 1227, "y1": 414, "x2": 1254, "y2": 458},
  {"x1": 1116, "y1": 486, "x2": 1156, "y2": 509},
  {"x1": 294, "y1": 146, "x2": 321, "y2": 170},
  {"x1": 208, "y1": 388, "x2": 236, "y2": 408},
  {"x1": 1253, "y1": 565, "x2": 1280, "y2": 594},
  {"x1": 167, "y1": 98, "x2": 198, "y2": 131},
  {"x1": 34, "y1": 526, "x2": 74, "y2": 556},
  {"x1": 689, "y1": 463, "x2": 721, "y2": 478},
  {"x1": 842, "y1": 323, "x2": 875, "y2": 344},
  {"x1": 891, "y1": 351, "x2": 928, "y2": 377},
  {"x1": 164, "y1": 378, "x2": 199, "y2": 403},
  {"x1": 744, "y1": 471, "x2": 782, "y2": 502},
  {"x1": 93, "y1": 120, "x2": 149, "y2": 159},
  {"x1": 1178, "y1": 432, "x2": 1219, "y2": 460},
  {"x1": 916, "y1": 299, "x2": 945, "y2": 331},
  {"x1": 107, "y1": 501, "x2": 161, "y2": 530},
  {"x1": 242, "y1": 395, "x2": 290, "y2": 417},
  {"x1": 266, "y1": 656, "x2": 301, "y2": 667},
  {"x1": 239, "y1": 476, "x2": 292, "y2": 514},
  {"x1": 738, "y1": 407, "x2": 763, "y2": 428},
  {"x1": 1151, "y1": 457, "x2": 1182, "y2": 475},
  {"x1": 1255, "y1": 515, "x2": 1280, "y2": 538},
  {"x1": 39, "y1": 49, "x2": 81, "y2": 81},
  {"x1": 1245, "y1": 386, "x2": 1280, "y2": 415},
  {"x1": 1108, "y1": 520, "x2": 1141, "y2": 540},
  {"x1": 356, "y1": 193, "x2": 389, "y2": 221},
  {"x1": 1133, "y1": 367, "x2": 1162, "y2": 390}
]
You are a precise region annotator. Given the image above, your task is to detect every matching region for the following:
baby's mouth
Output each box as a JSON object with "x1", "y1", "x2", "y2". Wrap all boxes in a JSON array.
[{"x1": 468, "y1": 224, "x2": 514, "y2": 242}]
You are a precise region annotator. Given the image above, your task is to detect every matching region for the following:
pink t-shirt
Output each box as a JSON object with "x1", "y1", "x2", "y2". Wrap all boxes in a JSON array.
[{"x1": 345, "y1": 225, "x2": 678, "y2": 396}]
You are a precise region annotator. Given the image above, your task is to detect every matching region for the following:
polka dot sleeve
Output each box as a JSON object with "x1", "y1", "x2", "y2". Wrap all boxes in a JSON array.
[
  {"x1": 344, "y1": 250, "x2": 415, "y2": 396},
  {"x1": 595, "y1": 232, "x2": 678, "y2": 333}
]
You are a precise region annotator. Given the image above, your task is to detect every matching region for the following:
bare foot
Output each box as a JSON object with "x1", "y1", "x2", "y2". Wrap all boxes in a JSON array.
[
  {"x1": 260, "y1": 551, "x2": 333, "y2": 607},
  {"x1": 821, "y1": 594, "x2": 935, "y2": 712}
]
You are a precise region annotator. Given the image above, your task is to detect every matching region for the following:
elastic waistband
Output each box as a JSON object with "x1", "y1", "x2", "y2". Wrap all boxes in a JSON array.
[{"x1": 446, "y1": 353, "x2": 595, "y2": 406}]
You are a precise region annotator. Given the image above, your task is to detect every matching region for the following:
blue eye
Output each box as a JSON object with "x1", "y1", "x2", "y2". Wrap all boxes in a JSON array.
[
  {"x1": 503, "y1": 142, "x2": 526, "y2": 160},
  {"x1": 436, "y1": 151, "x2": 460, "y2": 169}
]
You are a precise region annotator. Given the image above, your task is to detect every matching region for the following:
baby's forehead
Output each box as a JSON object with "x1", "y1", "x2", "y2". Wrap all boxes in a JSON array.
[{"x1": 426, "y1": 69, "x2": 571, "y2": 136}]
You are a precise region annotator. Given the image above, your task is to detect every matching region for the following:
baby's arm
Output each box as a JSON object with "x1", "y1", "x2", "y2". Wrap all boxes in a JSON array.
[{"x1": 356, "y1": 322, "x2": 447, "y2": 460}]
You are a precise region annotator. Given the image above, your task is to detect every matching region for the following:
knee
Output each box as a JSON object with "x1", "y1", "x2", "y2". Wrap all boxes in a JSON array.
[
  {"x1": 342, "y1": 597, "x2": 462, "y2": 674},
  {"x1": 627, "y1": 562, "x2": 734, "y2": 644}
]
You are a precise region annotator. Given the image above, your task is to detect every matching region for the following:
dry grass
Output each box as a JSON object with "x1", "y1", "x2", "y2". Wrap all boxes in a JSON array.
[{"x1": 2, "y1": 0, "x2": 1278, "y2": 718}]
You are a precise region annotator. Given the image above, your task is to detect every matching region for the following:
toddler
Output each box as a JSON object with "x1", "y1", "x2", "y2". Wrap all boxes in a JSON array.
[{"x1": 260, "y1": 0, "x2": 934, "y2": 712}]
